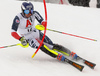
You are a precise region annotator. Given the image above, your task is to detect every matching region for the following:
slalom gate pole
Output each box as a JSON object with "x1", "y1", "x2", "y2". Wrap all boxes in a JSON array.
[{"x1": 31, "y1": 0, "x2": 47, "y2": 58}]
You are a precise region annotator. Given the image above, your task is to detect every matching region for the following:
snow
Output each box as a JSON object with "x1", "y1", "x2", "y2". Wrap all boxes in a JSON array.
[{"x1": 0, "y1": 0, "x2": 100, "y2": 76}]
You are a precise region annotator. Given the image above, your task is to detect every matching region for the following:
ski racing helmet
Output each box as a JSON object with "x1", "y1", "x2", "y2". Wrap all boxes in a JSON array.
[{"x1": 21, "y1": 2, "x2": 34, "y2": 16}]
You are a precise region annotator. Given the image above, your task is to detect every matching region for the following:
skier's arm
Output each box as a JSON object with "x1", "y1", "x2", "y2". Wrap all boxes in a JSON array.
[
  {"x1": 34, "y1": 11, "x2": 47, "y2": 27},
  {"x1": 11, "y1": 16, "x2": 21, "y2": 40},
  {"x1": 11, "y1": 31, "x2": 21, "y2": 40},
  {"x1": 11, "y1": 16, "x2": 28, "y2": 46}
]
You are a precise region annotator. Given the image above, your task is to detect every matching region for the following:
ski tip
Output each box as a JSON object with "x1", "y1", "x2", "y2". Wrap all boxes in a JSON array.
[
  {"x1": 91, "y1": 64, "x2": 96, "y2": 69},
  {"x1": 80, "y1": 65, "x2": 84, "y2": 72},
  {"x1": 72, "y1": 62, "x2": 84, "y2": 72},
  {"x1": 84, "y1": 60, "x2": 96, "y2": 69}
]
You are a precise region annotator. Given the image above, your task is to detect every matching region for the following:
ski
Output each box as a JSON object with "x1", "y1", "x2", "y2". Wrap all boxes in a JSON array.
[
  {"x1": 77, "y1": 56, "x2": 96, "y2": 69},
  {"x1": 53, "y1": 44, "x2": 96, "y2": 70},
  {"x1": 64, "y1": 58, "x2": 84, "y2": 71}
]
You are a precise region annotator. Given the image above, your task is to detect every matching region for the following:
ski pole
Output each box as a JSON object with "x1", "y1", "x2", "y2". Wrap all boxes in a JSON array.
[
  {"x1": 47, "y1": 29, "x2": 97, "y2": 41},
  {"x1": 0, "y1": 43, "x2": 29, "y2": 49},
  {"x1": 35, "y1": 25, "x2": 97, "y2": 42}
]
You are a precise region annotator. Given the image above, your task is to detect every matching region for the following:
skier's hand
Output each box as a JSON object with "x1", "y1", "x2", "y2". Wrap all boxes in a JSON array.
[
  {"x1": 41, "y1": 21, "x2": 47, "y2": 27},
  {"x1": 19, "y1": 37, "x2": 28, "y2": 46},
  {"x1": 35, "y1": 25, "x2": 45, "y2": 31},
  {"x1": 57, "y1": 54, "x2": 66, "y2": 61}
]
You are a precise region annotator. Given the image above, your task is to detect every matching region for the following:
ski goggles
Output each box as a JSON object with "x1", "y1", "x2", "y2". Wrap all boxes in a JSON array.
[{"x1": 24, "y1": 10, "x2": 33, "y2": 14}]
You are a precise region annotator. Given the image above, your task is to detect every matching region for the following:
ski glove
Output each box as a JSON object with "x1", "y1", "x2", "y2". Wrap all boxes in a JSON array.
[
  {"x1": 41, "y1": 21, "x2": 47, "y2": 27},
  {"x1": 19, "y1": 37, "x2": 28, "y2": 46},
  {"x1": 57, "y1": 54, "x2": 66, "y2": 61}
]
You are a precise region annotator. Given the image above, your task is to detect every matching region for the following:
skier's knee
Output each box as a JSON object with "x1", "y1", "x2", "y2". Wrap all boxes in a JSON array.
[
  {"x1": 53, "y1": 44, "x2": 71, "y2": 56},
  {"x1": 28, "y1": 39, "x2": 40, "y2": 49}
]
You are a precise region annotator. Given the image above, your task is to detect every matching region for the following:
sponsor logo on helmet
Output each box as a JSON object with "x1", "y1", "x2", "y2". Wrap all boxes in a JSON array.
[{"x1": 26, "y1": 5, "x2": 32, "y2": 9}]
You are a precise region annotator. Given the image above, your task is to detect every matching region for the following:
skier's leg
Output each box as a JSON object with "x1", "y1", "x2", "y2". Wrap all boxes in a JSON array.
[
  {"x1": 52, "y1": 44, "x2": 78, "y2": 59},
  {"x1": 40, "y1": 44, "x2": 66, "y2": 61},
  {"x1": 39, "y1": 31, "x2": 78, "y2": 59},
  {"x1": 39, "y1": 31, "x2": 54, "y2": 49},
  {"x1": 52, "y1": 44, "x2": 71, "y2": 56},
  {"x1": 27, "y1": 37, "x2": 65, "y2": 61}
]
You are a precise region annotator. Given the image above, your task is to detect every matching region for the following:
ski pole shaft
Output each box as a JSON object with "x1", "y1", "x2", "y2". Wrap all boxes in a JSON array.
[
  {"x1": 35, "y1": 25, "x2": 97, "y2": 41},
  {"x1": 47, "y1": 29, "x2": 97, "y2": 42},
  {"x1": 0, "y1": 44, "x2": 17, "y2": 49},
  {"x1": 0, "y1": 43, "x2": 29, "y2": 49}
]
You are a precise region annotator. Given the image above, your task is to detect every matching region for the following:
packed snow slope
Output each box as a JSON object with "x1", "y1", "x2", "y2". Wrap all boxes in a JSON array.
[{"x1": 0, "y1": 0, "x2": 100, "y2": 76}]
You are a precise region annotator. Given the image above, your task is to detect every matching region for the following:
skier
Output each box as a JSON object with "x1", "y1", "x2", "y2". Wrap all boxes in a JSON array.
[{"x1": 11, "y1": 2, "x2": 78, "y2": 61}]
